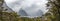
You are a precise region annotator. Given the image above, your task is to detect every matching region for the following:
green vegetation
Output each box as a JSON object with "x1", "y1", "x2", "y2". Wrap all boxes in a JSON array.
[
  {"x1": 0, "y1": 0, "x2": 20, "y2": 21},
  {"x1": 44, "y1": 0, "x2": 60, "y2": 21}
]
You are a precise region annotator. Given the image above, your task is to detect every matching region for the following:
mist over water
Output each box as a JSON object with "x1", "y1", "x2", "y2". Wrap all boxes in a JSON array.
[{"x1": 5, "y1": 0, "x2": 48, "y2": 17}]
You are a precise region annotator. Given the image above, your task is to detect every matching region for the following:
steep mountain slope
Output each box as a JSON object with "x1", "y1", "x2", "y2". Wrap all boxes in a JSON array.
[
  {"x1": 2, "y1": 3, "x2": 14, "y2": 12},
  {"x1": 35, "y1": 10, "x2": 43, "y2": 16},
  {"x1": 18, "y1": 4, "x2": 43, "y2": 17},
  {"x1": 5, "y1": 0, "x2": 48, "y2": 17},
  {"x1": 19, "y1": 8, "x2": 28, "y2": 16},
  {"x1": 18, "y1": 8, "x2": 43, "y2": 17}
]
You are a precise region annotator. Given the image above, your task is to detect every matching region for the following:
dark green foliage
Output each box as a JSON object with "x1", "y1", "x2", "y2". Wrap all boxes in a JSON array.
[
  {"x1": 0, "y1": 12, "x2": 20, "y2": 21},
  {"x1": 20, "y1": 17, "x2": 41, "y2": 21},
  {"x1": 0, "y1": 0, "x2": 20, "y2": 21},
  {"x1": 46, "y1": 0, "x2": 60, "y2": 21}
]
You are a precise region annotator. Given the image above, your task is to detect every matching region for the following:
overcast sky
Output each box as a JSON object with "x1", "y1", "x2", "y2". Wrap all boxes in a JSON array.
[{"x1": 5, "y1": 0, "x2": 48, "y2": 14}]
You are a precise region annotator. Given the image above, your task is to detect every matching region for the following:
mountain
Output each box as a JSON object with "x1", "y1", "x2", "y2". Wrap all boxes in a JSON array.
[
  {"x1": 19, "y1": 8, "x2": 28, "y2": 16},
  {"x1": 18, "y1": 8, "x2": 43, "y2": 17},
  {"x1": 27, "y1": 10, "x2": 43, "y2": 17},
  {"x1": 2, "y1": 2, "x2": 14, "y2": 12},
  {"x1": 35, "y1": 10, "x2": 43, "y2": 16},
  {"x1": 18, "y1": 4, "x2": 43, "y2": 17},
  {"x1": 3, "y1": 3, "x2": 43, "y2": 17}
]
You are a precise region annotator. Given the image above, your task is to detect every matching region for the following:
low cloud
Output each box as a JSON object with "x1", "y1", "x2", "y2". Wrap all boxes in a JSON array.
[{"x1": 5, "y1": 0, "x2": 48, "y2": 14}]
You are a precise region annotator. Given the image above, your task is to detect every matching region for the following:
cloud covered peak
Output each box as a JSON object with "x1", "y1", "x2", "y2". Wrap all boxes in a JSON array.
[{"x1": 5, "y1": 0, "x2": 48, "y2": 17}]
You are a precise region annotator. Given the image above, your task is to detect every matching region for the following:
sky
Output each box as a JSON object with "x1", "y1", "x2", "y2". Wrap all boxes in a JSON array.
[{"x1": 4, "y1": 0, "x2": 48, "y2": 14}]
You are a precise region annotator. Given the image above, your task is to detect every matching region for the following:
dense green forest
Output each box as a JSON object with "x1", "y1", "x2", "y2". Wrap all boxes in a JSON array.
[{"x1": 0, "y1": 0, "x2": 60, "y2": 21}]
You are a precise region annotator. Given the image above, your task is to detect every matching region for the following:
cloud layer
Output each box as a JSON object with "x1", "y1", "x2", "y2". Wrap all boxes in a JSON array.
[{"x1": 5, "y1": 0, "x2": 48, "y2": 14}]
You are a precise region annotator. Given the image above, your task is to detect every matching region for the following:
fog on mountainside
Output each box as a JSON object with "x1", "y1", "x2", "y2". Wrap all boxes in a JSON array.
[
  {"x1": 19, "y1": 8, "x2": 28, "y2": 16},
  {"x1": 2, "y1": 2, "x2": 14, "y2": 12},
  {"x1": 4, "y1": 0, "x2": 48, "y2": 17}
]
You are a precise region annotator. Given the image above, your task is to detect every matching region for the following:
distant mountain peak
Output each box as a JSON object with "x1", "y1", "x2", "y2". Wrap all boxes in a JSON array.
[
  {"x1": 19, "y1": 8, "x2": 28, "y2": 16},
  {"x1": 18, "y1": 8, "x2": 43, "y2": 17}
]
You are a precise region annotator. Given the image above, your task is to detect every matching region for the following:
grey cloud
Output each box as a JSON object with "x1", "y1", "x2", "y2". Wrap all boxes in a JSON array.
[{"x1": 5, "y1": 0, "x2": 48, "y2": 17}]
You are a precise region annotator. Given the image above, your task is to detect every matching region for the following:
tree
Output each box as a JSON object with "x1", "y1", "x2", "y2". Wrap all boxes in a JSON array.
[
  {"x1": 46, "y1": 0, "x2": 60, "y2": 21},
  {"x1": 0, "y1": 0, "x2": 21, "y2": 21}
]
